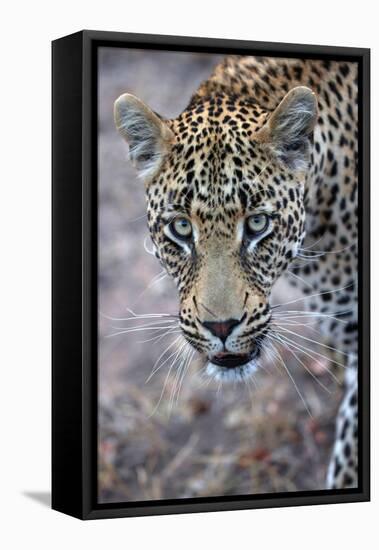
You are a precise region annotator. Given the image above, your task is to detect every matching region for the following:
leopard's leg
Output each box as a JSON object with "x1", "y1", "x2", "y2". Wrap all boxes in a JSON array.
[{"x1": 326, "y1": 355, "x2": 358, "y2": 489}]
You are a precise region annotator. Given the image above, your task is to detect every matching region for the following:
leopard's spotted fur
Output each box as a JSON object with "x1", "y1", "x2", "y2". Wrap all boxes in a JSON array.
[{"x1": 114, "y1": 55, "x2": 358, "y2": 489}]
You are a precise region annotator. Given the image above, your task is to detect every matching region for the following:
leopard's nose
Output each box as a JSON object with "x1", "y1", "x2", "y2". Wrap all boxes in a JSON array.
[{"x1": 202, "y1": 319, "x2": 241, "y2": 343}]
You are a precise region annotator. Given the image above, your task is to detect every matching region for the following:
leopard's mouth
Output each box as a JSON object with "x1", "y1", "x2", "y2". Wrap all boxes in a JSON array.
[
  {"x1": 206, "y1": 348, "x2": 260, "y2": 382},
  {"x1": 209, "y1": 352, "x2": 254, "y2": 368}
]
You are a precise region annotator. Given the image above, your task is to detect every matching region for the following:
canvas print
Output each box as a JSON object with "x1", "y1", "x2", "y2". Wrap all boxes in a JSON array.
[{"x1": 98, "y1": 47, "x2": 358, "y2": 503}]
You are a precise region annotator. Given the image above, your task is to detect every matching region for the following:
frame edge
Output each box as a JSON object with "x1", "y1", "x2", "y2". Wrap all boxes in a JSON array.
[{"x1": 52, "y1": 31, "x2": 86, "y2": 520}]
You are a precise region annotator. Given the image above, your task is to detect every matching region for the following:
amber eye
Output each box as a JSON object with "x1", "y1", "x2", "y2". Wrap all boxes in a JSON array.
[
  {"x1": 246, "y1": 213, "x2": 269, "y2": 236},
  {"x1": 169, "y1": 217, "x2": 193, "y2": 240}
]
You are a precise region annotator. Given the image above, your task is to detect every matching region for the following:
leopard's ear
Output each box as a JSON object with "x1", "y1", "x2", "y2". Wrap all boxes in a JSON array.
[
  {"x1": 114, "y1": 93, "x2": 174, "y2": 180},
  {"x1": 256, "y1": 86, "x2": 318, "y2": 172}
]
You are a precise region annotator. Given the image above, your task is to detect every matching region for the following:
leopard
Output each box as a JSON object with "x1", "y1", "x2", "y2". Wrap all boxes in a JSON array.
[{"x1": 114, "y1": 55, "x2": 358, "y2": 490}]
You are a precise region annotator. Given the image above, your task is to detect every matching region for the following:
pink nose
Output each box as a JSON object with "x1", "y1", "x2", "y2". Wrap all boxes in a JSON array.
[{"x1": 202, "y1": 319, "x2": 240, "y2": 342}]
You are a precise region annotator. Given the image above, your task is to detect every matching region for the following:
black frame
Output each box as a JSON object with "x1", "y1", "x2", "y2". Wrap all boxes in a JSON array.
[{"x1": 52, "y1": 30, "x2": 370, "y2": 520}]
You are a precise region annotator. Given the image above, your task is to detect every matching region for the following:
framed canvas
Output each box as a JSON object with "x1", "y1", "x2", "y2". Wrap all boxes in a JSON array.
[{"x1": 52, "y1": 30, "x2": 370, "y2": 520}]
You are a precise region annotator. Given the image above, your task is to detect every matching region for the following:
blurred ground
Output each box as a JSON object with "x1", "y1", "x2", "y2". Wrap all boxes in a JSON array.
[{"x1": 98, "y1": 48, "x2": 343, "y2": 503}]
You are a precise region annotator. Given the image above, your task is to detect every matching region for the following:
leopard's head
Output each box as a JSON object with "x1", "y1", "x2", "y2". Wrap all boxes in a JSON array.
[{"x1": 114, "y1": 87, "x2": 317, "y2": 380}]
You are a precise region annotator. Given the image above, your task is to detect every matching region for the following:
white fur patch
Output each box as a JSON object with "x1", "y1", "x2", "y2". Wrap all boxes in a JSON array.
[{"x1": 205, "y1": 361, "x2": 258, "y2": 383}]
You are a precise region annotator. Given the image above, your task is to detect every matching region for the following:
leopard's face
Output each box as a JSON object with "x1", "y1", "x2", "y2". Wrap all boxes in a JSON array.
[{"x1": 115, "y1": 88, "x2": 317, "y2": 380}]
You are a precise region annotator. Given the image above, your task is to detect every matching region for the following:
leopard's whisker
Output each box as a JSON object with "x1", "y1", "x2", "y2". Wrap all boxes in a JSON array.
[
  {"x1": 272, "y1": 309, "x2": 351, "y2": 320},
  {"x1": 125, "y1": 212, "x2": 147, "y2": 223},
  {"x1": 266, "y1": 336, "x2": 313, "y2": 417},
  {"x1": 272, "y1": 311, "x2": 352, "y2": 324},
  {"x1": 109, "y1": 319, "x2": 177, "y2": 330},
  {"x1": 107, "y1": 325, "x2": 178, "y2": 338},
  {"x1": 271, "y1": 330, "x2": 341, "y2": 386},
  {"x1": 145, "y1": 268, "x2": 167, "y2": 286},
  {"x1": 271, "y1": 330, "x2": 347, "y2": 370},
  {"x1": 262, "y1": 343, "x2": 281, "y2": 374},
  {"x1": 101, "y1": 309, "x2": 177, "y2": 322},
  {"x1": 148, "y1": 338, "x2": 187, "y2": 417},
  {"x1": 246, "y1": 371, "x2": 258, "y2": 393},
  {"x1": 275, "y1": 325, "x2": 350, "y2": 357},
  {"x1": 271, "y1": 281, "x2": 355, "y2": 309},
  {"x1": 177, "y1": 348, "x2": 195, "y2": 402},
  {"x1": 273, "y1": 309, "x2": 351, "y2": 315},
  {"x1": 166, "y1": 339, "x2": 189, "y2": 399},
  {"x1": 286, "y1": 270, "x2": 314, "y2": 289},
  {"x1": 295, "y1": 254, "x2": 322, "y2": 262},
  {"x1": 146, "y1": 335, "x2": 184, "y2": 383},
  {"x1": 134, "y1": 270, "x2": 168, "y2": 302},
  {"x1": 271, "y1": 332, "x2": 335, "y2": 392},
  {"x1": 291, "y1": 260, "x2": 320, "y2": 270},
  {"x1": 299, "y1": 243, "x2": 355, "y2": 256},
  {"x1": 299, "y1": 234, "x2": 326, "y2": 250},
  {"x1": 137, "y1": 328, "x2": 181, "y2": 344},
  {"x1": 272, "y1": 318, "x2": 322, "y2": 333},
  {"x1": 126, "y1": 307, "x2": 178, "y2": 319},
  {"x1": 297, "y1": 252, "x2": 324, "y2": 259},
  {"x1": 173, "y1": 345, "x2": 195, "y2": 407},
  {"x1": 143, "y1": 236, "x2": 156, "y2": 256},
  {"x1": 169, "y1": 345, "x2": 188, "y2": 411}
]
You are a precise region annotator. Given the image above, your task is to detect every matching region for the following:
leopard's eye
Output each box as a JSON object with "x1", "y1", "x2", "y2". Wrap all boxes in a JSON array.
[
  {"x1": 246, "y1": 213, "x2": 269, "y2": 236},
  {"x1": 169, "y1": 217, "x2": 193, "y2": 240}
]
